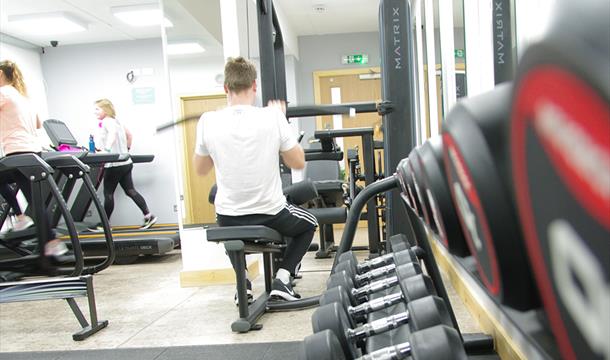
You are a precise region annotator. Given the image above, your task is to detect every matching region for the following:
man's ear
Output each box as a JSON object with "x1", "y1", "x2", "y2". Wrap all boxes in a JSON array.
[
  {"x1": 252, "y1": 80, "x2": 257, "y2": 92},
  {"x1": 224, "y1": 84, "x2": 229, "y2": 94}
]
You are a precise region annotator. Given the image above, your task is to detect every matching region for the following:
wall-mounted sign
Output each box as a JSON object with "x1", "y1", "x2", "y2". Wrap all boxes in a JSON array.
[
  {"x1": 132, "y1": 87, "x2": 155, "y2": 105},
  {"x1": 455, "y1": 49, "x2": 465, "y2": 58},
  {"x1": 342, "y1": 54, "x2": 369, "y2": 65}
]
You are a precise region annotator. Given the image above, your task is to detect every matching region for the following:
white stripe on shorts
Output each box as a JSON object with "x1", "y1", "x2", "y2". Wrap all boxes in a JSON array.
[
  {"x1": 286, "y1": 204, "x2": 318, "y2": 226},
  {"x1": 287, "y1": 204, "x2": 318, "y2": 224}
]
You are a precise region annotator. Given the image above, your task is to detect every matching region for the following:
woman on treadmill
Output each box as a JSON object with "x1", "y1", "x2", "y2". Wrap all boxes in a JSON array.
[
  {"x1": 91, "y1": 98, "x2": 157, "y2": 231},
  {"x1": 0, "y1": 59, "x2": 68, "y2": 260}
]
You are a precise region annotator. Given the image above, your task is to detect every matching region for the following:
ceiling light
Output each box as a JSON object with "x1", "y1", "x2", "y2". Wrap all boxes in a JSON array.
[
  {"x1": 8, "y1": 12, "x2": 87, "y2": 35},
  {"x1": 112, "y1": 4, "x2": 173, "y2": 27},
  {"x1": 167, "y1": 42, "x2": 206, "y2": 55}
]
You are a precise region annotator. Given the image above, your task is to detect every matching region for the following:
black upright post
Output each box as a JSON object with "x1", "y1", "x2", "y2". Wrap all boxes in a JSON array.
[
  {"x1": 0, "y1": 190, "x2": 9, "y2": 227},
  {"x1": 271, "y1": 8, "x2": 287, "y2": 102},
  {"x1": 361, "y1": 132, "x2": 381, "y2": 255},
  {"x1": 492, "y1": 0, "x2": 516, "y2": 83},
  {"x1": 257, "y1": 0, "x2": 278, "y2": 104},
  {"x1": 379, "y1": 0, "x2": 415, "y2": 238},
  {"x1": 70, "y1": 167, "x2": 102, "y2": 222},
  {"x1": 258, "y1": 0, "x2": 292, "y2": 184}
]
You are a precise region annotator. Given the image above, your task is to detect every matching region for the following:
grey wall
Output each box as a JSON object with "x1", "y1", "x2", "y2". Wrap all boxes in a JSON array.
[
  {"x1": 41, "y1": 38, "x2": 178, "y2": 226},
  {"x1": 296, "y1": 31, "x2": 381, "y2": 105},
  {"x1": 295, "y1": 31, "x2": 381, "y2": 144}
]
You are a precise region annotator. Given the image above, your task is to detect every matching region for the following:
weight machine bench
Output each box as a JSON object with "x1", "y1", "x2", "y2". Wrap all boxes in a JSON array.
[
  {"x1": 207, "y1": 225, "x2": 319, "y2": 333},
  {"x1": 0, "y1": 275, "x2": 107, "y2": 340}
]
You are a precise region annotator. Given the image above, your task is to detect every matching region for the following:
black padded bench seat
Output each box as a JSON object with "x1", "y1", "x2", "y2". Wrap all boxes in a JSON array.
[
  {"x1": 206, "y1": 226, "x2": 284, "y2": 244},
  {"x1": 205, "y1": 225, "x2": 319, "y2": 333},
  {"x1": 206, "y1": 225, "x2": 285, "y2": 332}
]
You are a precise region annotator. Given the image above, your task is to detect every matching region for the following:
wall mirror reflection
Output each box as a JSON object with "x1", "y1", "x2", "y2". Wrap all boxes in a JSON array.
[
  {"x1": 0, "y1": 0, "x2": 582, "y2": 357},
  {"x1": 162, "y1": 0, "x2": 226, "y2": 226},
  {"x1": 0, "y1": 0, "x2": 180, "y2": 265}
]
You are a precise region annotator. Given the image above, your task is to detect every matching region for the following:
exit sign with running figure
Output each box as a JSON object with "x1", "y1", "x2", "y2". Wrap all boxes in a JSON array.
[{"x1": 342, "y1": 54, "x2": 369, "y2": 65}]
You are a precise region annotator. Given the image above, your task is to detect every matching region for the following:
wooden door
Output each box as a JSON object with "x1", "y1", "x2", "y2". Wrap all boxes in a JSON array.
[
  {"x1": 315, "y1": 70, "x2": 383, "y2": 228},
  {"x1": 180, "y1": 94, "x2": 227, "y2": 225},
  {"x1": 315, "y1": 70, "x2": 384, "y2": 180}
]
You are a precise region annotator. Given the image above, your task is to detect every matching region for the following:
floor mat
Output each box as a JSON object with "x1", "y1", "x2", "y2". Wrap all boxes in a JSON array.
[{"x1": 0, "y1": 341, "x2": 302, "y2": 360}]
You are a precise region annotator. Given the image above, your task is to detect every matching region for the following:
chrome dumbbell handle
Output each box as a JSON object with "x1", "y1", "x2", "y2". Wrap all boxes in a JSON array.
[
  {"x1": 355, "y1": 263, "x2": 397, "y2": 284},
  {"x1": 349, "y1": 291, "x2": 403, "y2": 318},
  {"x1": 347, "y1": 311, "x2": 410, "y2": 341},
  {"x1": 357, "y1": 252, "x2": 394, "y2": 273},
  {"x1": 352, "y1": 275, "x2": 399, "y2": 300},
  {"x1": 357, "y1": 342, "x2": 412, "y2": 360}
]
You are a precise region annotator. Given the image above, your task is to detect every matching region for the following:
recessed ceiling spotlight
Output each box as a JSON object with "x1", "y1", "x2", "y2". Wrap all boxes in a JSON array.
[{"x1": 312, "y1": 4, "x2": 327, "y2": 13}]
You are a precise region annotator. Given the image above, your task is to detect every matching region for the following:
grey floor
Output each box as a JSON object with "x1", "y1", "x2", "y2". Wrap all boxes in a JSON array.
[{"x1": 0, "y1": 228, "x2": 481, "y2": 354}]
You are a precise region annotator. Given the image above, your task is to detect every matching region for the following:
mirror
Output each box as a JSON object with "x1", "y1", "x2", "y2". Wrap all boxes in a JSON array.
[
  {"x1": 454, "y1": 0, "x2": 467, "y2": 99},
  {"x1": 161, "y1": 0, "x2": 226, "y2": 225},
  {"x1": 0, "y1": 0, "x2": 177, "y2": 227}
]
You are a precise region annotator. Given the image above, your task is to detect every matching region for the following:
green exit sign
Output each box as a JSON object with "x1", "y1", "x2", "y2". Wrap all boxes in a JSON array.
[
  {"x1": 455, "y1": 49, "x2": 465, "y2": 58},
  {"x1": 342, "y1": 54, "x2": 369, "y2": 65}
]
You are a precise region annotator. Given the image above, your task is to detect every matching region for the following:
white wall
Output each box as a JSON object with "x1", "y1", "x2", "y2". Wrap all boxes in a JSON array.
[
  {"x1": 167, "y1": 55, "x2": 225, "y2": 110},
  {"x1": 40, "y1": 38, "x2": 178, "y2": 226}
]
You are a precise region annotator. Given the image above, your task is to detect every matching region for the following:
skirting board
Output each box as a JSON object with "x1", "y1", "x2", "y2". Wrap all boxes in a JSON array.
[
  {"x1": 429, "y1": 233, "x2": 533, "y2": 360},
  {"x1": 180, "y1": 260, "x2": 260, "y2": 287}
]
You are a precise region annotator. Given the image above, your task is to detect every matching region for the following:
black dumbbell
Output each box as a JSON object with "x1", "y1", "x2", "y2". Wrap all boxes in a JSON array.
[
  {"x1": 326, "y1": 250, "x2": 419, "y2": 288},
  {"x1": 332, "y1": 255, "x2": 415, "y2": 289},
  {"x1": 321, "y1": 273, "x2": 436, "y2": 326},
  {"x1": 312, "y1": 295, "x2": 453, "y2": 359},
  {"x1": 337, "y1": 236, "x2": 421, "y2": 274},
  {"x1": 334, "y1": 248, "x2": 420, "y2": 287},
  {"x1": 327, "y1": 262, "x2": 422, "y2": 304},
  {"x1": 299, "y1": 325, "x2": 467, "y2": 360},
  {"x1": 388, "y1": 233, "x2": 413, "y2": 253}
]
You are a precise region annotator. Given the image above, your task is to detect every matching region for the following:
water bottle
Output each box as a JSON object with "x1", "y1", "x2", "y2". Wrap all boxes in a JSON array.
[{"x1": 89, "y1": 135, "x2": 96, "y2": 153}]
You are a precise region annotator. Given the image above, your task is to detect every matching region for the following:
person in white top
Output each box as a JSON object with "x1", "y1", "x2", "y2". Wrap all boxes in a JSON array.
[
  {"x1": 93, "y1": 99, "x2": 157, "y2": 230},
  {"x1": 0, "y1": 59, "x2": 68, "y2": 260},
  {"x1": 194, "y1": 57, "x2": 318, "y2": 302}
]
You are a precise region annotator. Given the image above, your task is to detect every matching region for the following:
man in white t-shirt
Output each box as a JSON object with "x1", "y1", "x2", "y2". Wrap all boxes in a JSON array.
[{"x1": 193, "y1": 57, "x2": 317, "y2": 301}]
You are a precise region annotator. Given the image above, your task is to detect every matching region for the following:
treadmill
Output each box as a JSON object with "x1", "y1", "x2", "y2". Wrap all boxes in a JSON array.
[{"x1": 42, "y1": 119, "x2": 180, "y2": 264}]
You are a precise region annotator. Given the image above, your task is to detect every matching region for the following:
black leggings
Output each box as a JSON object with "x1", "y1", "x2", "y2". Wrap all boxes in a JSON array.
[
  {"x1": 0, "y1": 182, "x2": 22, "y2": 216},
  {"x1": 103, "y1": 163, "x2": 150, "y2": 220},
  {"x1": 217, "y1": 204, "x2": 318, "y2": 275}
]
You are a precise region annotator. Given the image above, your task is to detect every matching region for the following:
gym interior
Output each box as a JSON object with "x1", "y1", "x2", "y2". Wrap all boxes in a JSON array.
[{"x1": 0, "y1": 0, "x2": 607, "y2": 359}]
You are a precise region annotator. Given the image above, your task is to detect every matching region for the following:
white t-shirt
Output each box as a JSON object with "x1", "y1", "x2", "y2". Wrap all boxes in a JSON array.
[
  {"x1": 195, "y1": 105, "x2": 297, "y2": 216},
  {"x1": 98, "y1": 117, "x2": 132, "y2": 168}
]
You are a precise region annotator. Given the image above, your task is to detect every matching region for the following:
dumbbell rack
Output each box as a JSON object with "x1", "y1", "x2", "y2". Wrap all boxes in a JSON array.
[{"x1": 332, "y1": 174, "x2": 497, "y2": 355}]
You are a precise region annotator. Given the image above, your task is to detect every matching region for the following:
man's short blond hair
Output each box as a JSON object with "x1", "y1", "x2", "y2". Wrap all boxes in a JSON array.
[{"x1": 224, "y1": 57, "x2": 257, "y2": 93}]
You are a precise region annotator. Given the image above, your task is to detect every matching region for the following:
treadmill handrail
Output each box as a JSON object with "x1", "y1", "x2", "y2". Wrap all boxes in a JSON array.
[{"x1": 0, "y1": 153, "x2": 86, "y2": 277}]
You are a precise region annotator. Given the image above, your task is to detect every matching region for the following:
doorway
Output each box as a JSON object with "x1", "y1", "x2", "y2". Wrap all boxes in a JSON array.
[
  {"x1": 180, "y1": 94, "x2": 227, "y2": 225},
  {"x1": 313, "y1": 67, "x2": 384, "y2": 181},
  {"x1": 314, "y1": 68, "x2": 383, "y2": 230}
]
